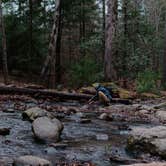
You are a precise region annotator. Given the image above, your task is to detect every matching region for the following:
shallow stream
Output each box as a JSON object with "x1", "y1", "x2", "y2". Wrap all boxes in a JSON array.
[{"x1": 0, "y1": 99, "x2": 160, "y2": 165}]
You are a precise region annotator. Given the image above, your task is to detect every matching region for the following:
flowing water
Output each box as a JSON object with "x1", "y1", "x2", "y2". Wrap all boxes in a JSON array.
[{"x1": 0, "y1": 99, "x2": 156, "y2": 165}]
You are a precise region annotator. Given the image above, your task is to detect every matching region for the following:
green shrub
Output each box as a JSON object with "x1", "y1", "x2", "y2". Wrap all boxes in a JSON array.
[
  {"x1": 69, "y1": 56, "x2": 102, "y2": 87},
  {"x1": 136, "y1": 70, "x2": 161, "y2": 93}
]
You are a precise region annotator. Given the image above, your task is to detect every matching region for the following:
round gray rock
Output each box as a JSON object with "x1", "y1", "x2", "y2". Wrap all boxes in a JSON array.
[
  {"x1": 156, "y1": 111, "x2": 166, "y2": 122},
  {"x1": 99, "y1": 113, "x2": 113, "y2": 121},
  {"x1": 13, "y1": 155, "x2": 51, "y2": 166},
  {"x1": 32, "y1": 117, "x2": 63, "y2": 142}
]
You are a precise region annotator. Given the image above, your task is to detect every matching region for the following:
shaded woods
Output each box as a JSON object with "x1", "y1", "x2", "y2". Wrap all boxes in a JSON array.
[{"x1": 0, "y1": 0, "x2": 166, "y2": 91}]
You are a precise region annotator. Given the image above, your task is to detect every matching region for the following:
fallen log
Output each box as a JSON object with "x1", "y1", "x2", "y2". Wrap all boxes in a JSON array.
[
  {"x1": 0, "y1": 86, "x2": 132, "y2": 104},
  {"x1": 0, "y1": 86, "x2": 91, "y2": 101}
]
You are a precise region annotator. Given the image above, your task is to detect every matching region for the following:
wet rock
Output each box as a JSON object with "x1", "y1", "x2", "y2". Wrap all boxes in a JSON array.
[
  {"x1": 3, "y1": 108, "x2": 15, "y2": 113},
  {"x1": 111, "y1": 114, "x2": 126, "y2": 121},
  {"x1": 118, "y1": 124, "x2": 130, "y2": 130},
  {"x1": 22, "y1": 107, "x2": 52, "y2": 121},
  {"x1": 156, "y1": 111, "x2": 166, "y2": 122},
  {"x1": 49, "y1": 143, "x2": 68, "y2": 149},
  {"x1": 0, "y1": 128, "x2": 10, "y2": 136},
  {"x1": 140, "y1": 105, "x2": 153, "y2": 111},
  {"x1": 44, "y1": 147, "x2": 57, "y2": 154},
  {"x1": 127, "y1": 126, "x2": 166, "y2": 158},
  {"x1": 13, "y1": 155, "x2": 51, "y2": 166},
  {"x1": 32, "y1": 117, "x2": 63, "y2": 143},
  {"x1": 124, "y1": 162, "x2": 166, "y2": 166},
  {"x1": 51, "y1": 118, "x2": 64, "y2": 132},
  {"x1": 139, "y1": 110, "x2": 149, "y2": 115},
  {"x1": 3, "y1": 139, "x2": 11, "y2": 144},
  {"x1": 135, "y1": 99, "x2": 142, "y2": 103},
  {"x1": 99, "y1": 113, "x2": 113, "y2": 121},
  {"x1": 67, "y1": 107, "x2": 79, "y2": 114},
  {"x1": 132, "y1": 104, "x2": 142, "y2": 109},
  {"x1": 54, "y1": 113, "x2": 65, "y2": 119},
  {"x1": 154, "y1": 102, "x2": 166, "y2": 109},
  {"x1": 60, "y1": 106, "x2": 79, "y2": 115},
  {"x1": 78, "y1": 119, "x2": 91, "y2": 124},
  {"x1": 96, "y1": 134, "x2": 109, "y2": 141},
  {"x1": 75, "y1": 112, "x2": 86, "y2": 118},
  {"x1": 0, "y1": 157, "x2": 13, "y2": 165}
]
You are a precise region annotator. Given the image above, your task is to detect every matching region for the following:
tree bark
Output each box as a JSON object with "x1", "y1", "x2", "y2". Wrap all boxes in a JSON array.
[
  {"x1": 29, "y1": 0, "x2": 33, "y2": 63},
  {"x1": 122, "y1": 0, "x2": 128, "y2": 87},
  {"x1": 102, "y1": 0, "x2": 106, "y2": 60},
  {"x1": 0, "y1": 0, "x2": 9, "y2": 84},
  {"x1": 79, "y1": 0, "x2": 86, "y2": 56},
  {"x1": 41, "y1": 0, "x2": 62, "y2": 88},
  {"x1": 55, "y1": 4, "x2": 62, "y2": 84},
  {"x1": 162, "y1": 23, "x2": 166, "y2": 88},
  {"x1": 104, "y1": 0, "x2": 117, "y2": 81}
]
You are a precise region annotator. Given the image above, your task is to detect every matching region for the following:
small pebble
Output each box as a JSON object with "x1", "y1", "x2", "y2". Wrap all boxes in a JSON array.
[
  {"x1": 96, "y1": 134, "x2": 109, "y2": 141},
  {"x1": 49, "y1": 143, "x2": 68, "y2": 149},
  {"x1": 3, "y1": 109, "x2": 15, "y2": 113},
  {"x1": 79, "y1": 119, "x2": 91, "y2": 124}
]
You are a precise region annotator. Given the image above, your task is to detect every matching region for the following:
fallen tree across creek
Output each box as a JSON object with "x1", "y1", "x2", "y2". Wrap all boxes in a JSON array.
[{"x1": 0, "y1": 86, "x2": 132, "y2": 104}]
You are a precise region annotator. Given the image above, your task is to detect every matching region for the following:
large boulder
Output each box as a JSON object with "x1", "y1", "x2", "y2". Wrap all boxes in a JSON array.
[
  {"x1": 155, "y1": 111, "x2": 166, "y2": 122},
  {"x1": 127, "y1": 126, "x2": 166, "y2": 158},
  {"x1": 32, "y1": 117, "x2": 63, "y2": 143},
  {"x1": 13, "y1": 155, "x2": 51, "y2": 166},
  {"x1": 99, "y1": 82, "x2": 136, "y2": 99},
  {"x1": 80, "y1": 82, "x2": 136, "y2": 99},
  {"x1": 22, "y1": 107, "x2": 52, "y2": 122},
  {"x1": 124, "y1": 162, "x2": 166, "y2": 166}
]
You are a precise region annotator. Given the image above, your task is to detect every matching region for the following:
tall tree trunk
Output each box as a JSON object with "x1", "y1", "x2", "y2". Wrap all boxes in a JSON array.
[
  {"x1": 104, "y1": 0, "x2": 117, "y2": 81},
  {"x1": 18, "y1": 1, "x2": 22, "y2": 15},
  {"x1": 29, "y1": 0, "x2": 33, "y2": 63},
  {"x1": 49, "y1": 0, "x2": 62, "y2": 88},
  {"x1": 79, "y1": 0, "x2": 86, "y2": 56},
  {"x1": 102, "y1": 0, "x2": 106, "y2": 61},
  {"x1": 55, "y1": 5, "x2": 62, "y2": 84},
  {"x1": 162, "y1": 23, "x2": 166, "y2": 88},
  {"x1": 0, "y1": 0, "x2": 9, "y2": 84},
  {"x1": 122, "y1": 0, "x2": 128, "y2": 87}
]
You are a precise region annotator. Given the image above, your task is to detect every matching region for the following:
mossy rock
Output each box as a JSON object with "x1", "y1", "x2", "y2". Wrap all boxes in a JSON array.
[
  {"x1": 22, "y1": 107, "x2": 52, "y2": 122},
  {"x1": 118, "y1": 88, "x2": 136, "y2": 99},
  {"x1": 139, "y1": 92, "x2": 160, "y2": 99},
  {"x1": 79, "y1": 86, "x2": 96, "y2": 95},
  {"x1": 93, "y1": 82, "x2": 136, "y2": 99}
]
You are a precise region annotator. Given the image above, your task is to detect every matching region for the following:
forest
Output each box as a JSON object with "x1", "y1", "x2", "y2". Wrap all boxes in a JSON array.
[
  {"x1": 1, "y1": 0, "x2": 166, "y2": 90},
  {"x1": 1, "y1": 0, "x2": 166, "y2": 166}
]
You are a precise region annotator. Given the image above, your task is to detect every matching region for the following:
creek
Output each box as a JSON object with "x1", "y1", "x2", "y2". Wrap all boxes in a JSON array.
[{"x1": 0, "y1": 97, "x2": 163, "y2": 165}]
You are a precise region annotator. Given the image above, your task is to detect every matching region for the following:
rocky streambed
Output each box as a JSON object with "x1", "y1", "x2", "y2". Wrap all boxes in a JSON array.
[{"x1": 0, "y1": 95, "x2": 166, "y2": 165}]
